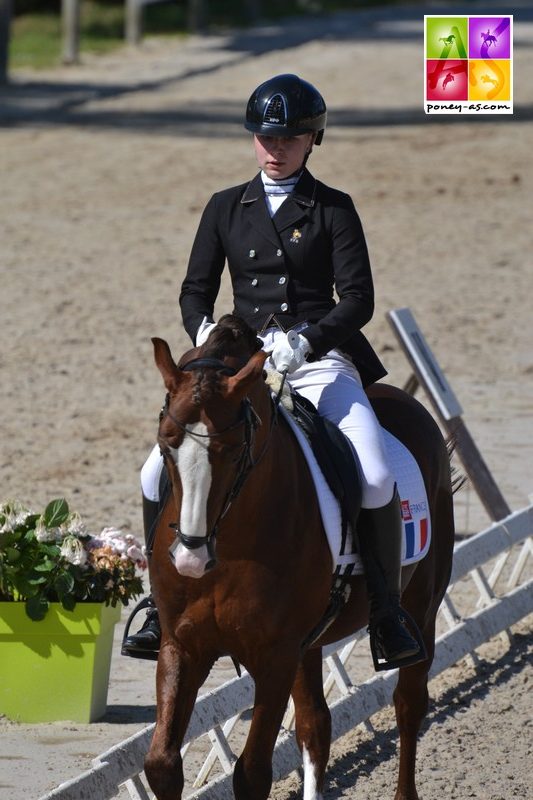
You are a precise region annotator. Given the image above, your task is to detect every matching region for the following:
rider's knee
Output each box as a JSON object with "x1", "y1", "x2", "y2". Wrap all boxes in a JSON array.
[
  {"x1": 360, "y1": 469, "x2": 396, "y2": 510},
  {"x1": 141, "y1": 444, "x2": 164, "y2": 502}
]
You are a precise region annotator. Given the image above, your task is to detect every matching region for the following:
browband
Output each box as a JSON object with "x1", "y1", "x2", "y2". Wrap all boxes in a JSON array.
[{"x1": 179, "y1": 357, "x2": 237, "y2": 376}]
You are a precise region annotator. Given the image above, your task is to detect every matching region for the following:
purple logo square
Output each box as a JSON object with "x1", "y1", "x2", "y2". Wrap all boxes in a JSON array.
[{"x1": 469, "y1": 17, "x2": 511, "y2": 59}]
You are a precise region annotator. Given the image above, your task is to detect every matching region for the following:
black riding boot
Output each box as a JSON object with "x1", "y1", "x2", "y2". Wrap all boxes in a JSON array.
[
  {"x1": 357, "y1": 488, "x2": 426, "y2": 671},
  {"x1": 121, "y1": 495, "x2": 162, "y2": 660}
]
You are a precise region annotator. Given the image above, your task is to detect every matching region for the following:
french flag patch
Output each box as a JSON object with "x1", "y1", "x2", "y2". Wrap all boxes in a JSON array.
[
  {"x1": 381, "y1": 427, "x2": 432, "y2": 566},
  {"x1": 401, "y1": 500, "x2": 430, "y2": 564}
]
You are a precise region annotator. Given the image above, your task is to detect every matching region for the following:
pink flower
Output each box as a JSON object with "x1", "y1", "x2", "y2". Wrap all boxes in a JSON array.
[{"x1": 127, "y1": 545, "x2": 147, "y2": 568}]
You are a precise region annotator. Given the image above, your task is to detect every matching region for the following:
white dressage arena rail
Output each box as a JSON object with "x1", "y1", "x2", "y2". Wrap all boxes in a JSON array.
[{"x1": 40, "y1": 503, "x2": 533, "y2": 800}]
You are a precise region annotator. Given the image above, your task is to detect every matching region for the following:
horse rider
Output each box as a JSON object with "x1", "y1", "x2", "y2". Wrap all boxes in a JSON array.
[{"x1": 123, "y1": 73, "x2": 424, "y2": 671}]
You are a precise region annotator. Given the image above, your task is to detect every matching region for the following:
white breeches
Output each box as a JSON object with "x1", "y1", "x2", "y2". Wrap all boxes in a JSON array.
[
  {"x1": 141, "y1": 443, "x2": 166, "y2": 503},
  {"x1": 141, "y1": 333, "x2": 395, "y2": 510},
  {"x1": 261, "y1": 330, "x2": 395, "y2": 510}
]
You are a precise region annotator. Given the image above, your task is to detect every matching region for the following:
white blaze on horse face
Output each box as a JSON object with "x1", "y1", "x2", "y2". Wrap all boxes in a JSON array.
[{"x1": 169, "y1": 422, "x2": 213, "y2": 579}]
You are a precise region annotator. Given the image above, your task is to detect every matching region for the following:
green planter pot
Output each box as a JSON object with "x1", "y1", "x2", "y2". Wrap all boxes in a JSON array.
[{"x1": 0, "y1": 601, "x2": 121, "y2": 723}]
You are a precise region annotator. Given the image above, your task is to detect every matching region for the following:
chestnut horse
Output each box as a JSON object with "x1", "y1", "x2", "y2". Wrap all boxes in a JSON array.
[{"x1": 145, "y1": 315, "x2": 455, "y2": 800}]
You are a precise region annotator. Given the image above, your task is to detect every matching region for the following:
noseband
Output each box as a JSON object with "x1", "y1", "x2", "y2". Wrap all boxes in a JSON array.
[{"x1": 160, "y1": 356, "x2": 266, "y2": 562}]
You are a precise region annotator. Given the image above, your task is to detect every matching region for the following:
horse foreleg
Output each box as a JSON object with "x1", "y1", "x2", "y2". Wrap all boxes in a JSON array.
[
  {"x1": 291, "y1": 647, "x2": 331, "y2": 800},
  {"x1": 145, "y1": 641, "x2": 213, "y2": 800},
  {"x1": 233, "y1": 653, "x2": 299, "y2": 800},
  {"x1": 392, "y1": 634, "x2": 435, "y2": 800}
]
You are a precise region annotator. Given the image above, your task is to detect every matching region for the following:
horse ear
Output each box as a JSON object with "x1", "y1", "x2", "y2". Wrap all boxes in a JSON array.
[
  {"x1": 152, "y1": 337, "x2": 182, "y2": 392},
  {"x1": 225, "y1": 350, "x2": 269, "y2": 400}
]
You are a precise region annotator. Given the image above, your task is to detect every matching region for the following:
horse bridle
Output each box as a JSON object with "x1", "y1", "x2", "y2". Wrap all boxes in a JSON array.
[{"x1": 160, "y1": 357, "x2": 270, "y2": 562}]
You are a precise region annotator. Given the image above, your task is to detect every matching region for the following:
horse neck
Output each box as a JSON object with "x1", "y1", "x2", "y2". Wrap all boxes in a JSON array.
[{"x1": 247, "y1": 381, "x2": 277, "y2": 455}]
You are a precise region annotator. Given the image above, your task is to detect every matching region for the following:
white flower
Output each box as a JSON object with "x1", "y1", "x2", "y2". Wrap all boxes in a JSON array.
[
  {"x1": 60, "y1": 535, "x2": 88, "y2": 566},
  {"x1": 62, "y1": 512, "x2": 88, "y2": 539},
  {"x1": 0, "y1": 513, "x2": 15, "y2": 534},
  {"x1": 0, "y1": 502, "x2": 34, "y2": 534},
  {"x1": 35, "y1": 518, "x2": 60, "y2": 543}
]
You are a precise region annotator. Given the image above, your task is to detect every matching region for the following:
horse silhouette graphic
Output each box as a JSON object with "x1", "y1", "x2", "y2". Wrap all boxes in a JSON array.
[
  {"x1": 481, "y1": 29, "x2": 498, "y2": 48},
  {"x1": 481, "y1": 74, "x2": 498, "y2": 86},
  {"x1": 442, "y1": 73, "x2": 455, "y2": 91},
  {"x1": 436, "y1": 26, "x2": 467, "y2": 59}
]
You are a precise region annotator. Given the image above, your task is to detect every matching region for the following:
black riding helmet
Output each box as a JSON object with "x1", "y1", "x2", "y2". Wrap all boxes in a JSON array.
[{"x1": 245, "y1": 74, "x2": 327, "y2": 144}]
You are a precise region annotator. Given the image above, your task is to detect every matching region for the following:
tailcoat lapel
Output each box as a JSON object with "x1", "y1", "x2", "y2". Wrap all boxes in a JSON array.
[
  {"x1": 271, "y1": 169, "x2": 317, "y2": 233},
  {"x1": 240, "y1": 169, "x2": 318, "y2": 243},
  {"x1": 240, "y1": 173, "x2": 281, "y2": 248}
]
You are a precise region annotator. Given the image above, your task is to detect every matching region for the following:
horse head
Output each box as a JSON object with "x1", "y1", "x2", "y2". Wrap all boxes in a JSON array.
[{"x1": 152, "y1": 315, "x2": 269, "y2": 578}]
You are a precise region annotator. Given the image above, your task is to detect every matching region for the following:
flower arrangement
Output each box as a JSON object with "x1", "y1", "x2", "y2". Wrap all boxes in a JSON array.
[{"x1": 0, "y1": 498, "x2": 147, "y2": 621}]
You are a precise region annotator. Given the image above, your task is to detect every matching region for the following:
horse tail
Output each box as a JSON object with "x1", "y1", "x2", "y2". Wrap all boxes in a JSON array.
[{"x1": 445, "y1": 437, "x2": 467, "y2": 494}]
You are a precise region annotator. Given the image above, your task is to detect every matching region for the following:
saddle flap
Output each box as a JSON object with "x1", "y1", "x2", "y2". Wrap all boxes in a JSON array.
[{"x1": 290, "y1": 392, "x2": 362, "y2": 547}]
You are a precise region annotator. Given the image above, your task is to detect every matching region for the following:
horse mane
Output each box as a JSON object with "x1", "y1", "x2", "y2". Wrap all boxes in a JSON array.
[
  {"x1": 190, "y1": 315, "x2": 263, "y2": 406},
  {"x1": 202, "y1": 315, "x2": 262, "y2": 361}
]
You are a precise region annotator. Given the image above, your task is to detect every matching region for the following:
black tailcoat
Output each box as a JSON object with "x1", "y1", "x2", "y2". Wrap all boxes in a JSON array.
[{"x1": 179, "y1": 168, "x2": 386, "y2": 386}]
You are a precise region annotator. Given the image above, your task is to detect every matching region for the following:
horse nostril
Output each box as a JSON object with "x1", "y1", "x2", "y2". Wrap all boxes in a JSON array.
[{"x1": 205, "y1": 558, "x2": 217, "y2": 572}]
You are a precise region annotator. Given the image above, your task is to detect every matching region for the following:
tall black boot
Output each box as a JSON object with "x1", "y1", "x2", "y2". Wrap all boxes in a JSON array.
[
  {"x1": 121, "y1": 495, "x2": 162, "y2": 660},
  {"x1": 357, "y1": 487, "x2": 426, "y2": 671}
]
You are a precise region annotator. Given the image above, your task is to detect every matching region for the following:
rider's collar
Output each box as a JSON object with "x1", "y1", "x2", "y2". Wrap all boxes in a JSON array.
[{"x1": 241, "y1": 169, "x2": 316, "y2": 208}]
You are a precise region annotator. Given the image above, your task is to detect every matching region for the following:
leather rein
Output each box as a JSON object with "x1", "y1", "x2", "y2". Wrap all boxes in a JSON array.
[{"x1": 160, "y1": 356, "x2": 277, "y2": 556}]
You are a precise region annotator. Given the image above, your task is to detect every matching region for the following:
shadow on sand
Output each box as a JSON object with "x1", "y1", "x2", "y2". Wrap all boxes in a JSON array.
[{"x1": 1, "y1": 2, "x2": 531, "y2": 131}]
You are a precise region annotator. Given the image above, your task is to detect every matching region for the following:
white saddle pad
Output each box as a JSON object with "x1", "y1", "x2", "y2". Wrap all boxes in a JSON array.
[{"x1": 280, "y1": 407, "x2": 431, "y2": 575}]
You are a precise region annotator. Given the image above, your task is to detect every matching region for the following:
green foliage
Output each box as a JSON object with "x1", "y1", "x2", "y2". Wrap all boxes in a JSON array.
[
  {"x1": 9, "y1": 13, "x2": 62, "y2": 69},
  {"x1": 10, "y1": 2, "x2": 126, "y2": 69},
  {"x1": 0, "y1": 500, "x2": 146, "y2": 621},
  {"x1": 43, "y1": 498, "x2": 70, "y2": 527}
]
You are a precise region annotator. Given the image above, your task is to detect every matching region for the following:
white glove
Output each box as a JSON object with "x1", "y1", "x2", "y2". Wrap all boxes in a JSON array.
[
  {"x1": 271, "y1": 332, "x2": 312, "y2": 374},
  {"x1": 195, "y1": 319, "x2": 217, "y2": 347}
]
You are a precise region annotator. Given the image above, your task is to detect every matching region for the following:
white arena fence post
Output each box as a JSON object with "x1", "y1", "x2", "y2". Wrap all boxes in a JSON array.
[{"x1": 386, "y1": 307, "x2": 511, "y2": 523}]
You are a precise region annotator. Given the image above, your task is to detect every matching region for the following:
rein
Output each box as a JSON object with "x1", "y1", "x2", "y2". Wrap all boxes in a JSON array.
[{"x1": 161, "y1": 356, "x2": 280, "y2": 558}]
